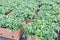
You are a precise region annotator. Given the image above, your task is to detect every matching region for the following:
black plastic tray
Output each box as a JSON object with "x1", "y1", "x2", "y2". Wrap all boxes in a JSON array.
[
  {"x1": 0, "y1": 36, "x2": 27, "y2": 40},
  {"x1": 0, "y1": 36, "x2": 13, "y2": 40}
]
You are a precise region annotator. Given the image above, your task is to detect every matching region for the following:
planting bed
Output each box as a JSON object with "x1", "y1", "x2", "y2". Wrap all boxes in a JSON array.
[
  {"x1": 0, "y1": 0, "x2": 38, "y2": 40},
  {"x1": 0, "y1": 0, "x2": 60, "y2": 40}
]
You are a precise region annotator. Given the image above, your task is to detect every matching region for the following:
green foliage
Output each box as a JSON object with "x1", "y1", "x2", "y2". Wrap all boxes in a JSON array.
[
  {"x1": 0, "y1": 0, "x2": 60, "y2": 40},
  {"x1": 23, "y1": 0, "x2": 60, "y2": 40},
  {"x1": 0, "y1": 15, "x2": 25, "y2": 31},
  {"x1": 23, "y1": 19, "x2": 59, "y2": 40},
  {"x1": 0, "y1": 0, "x2": 38, "y2": 31}
]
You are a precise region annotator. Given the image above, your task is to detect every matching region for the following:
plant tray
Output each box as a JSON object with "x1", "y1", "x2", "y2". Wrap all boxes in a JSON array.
[{"x1": 0, "y1": 28, "x2": 24, "y2": 40}]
